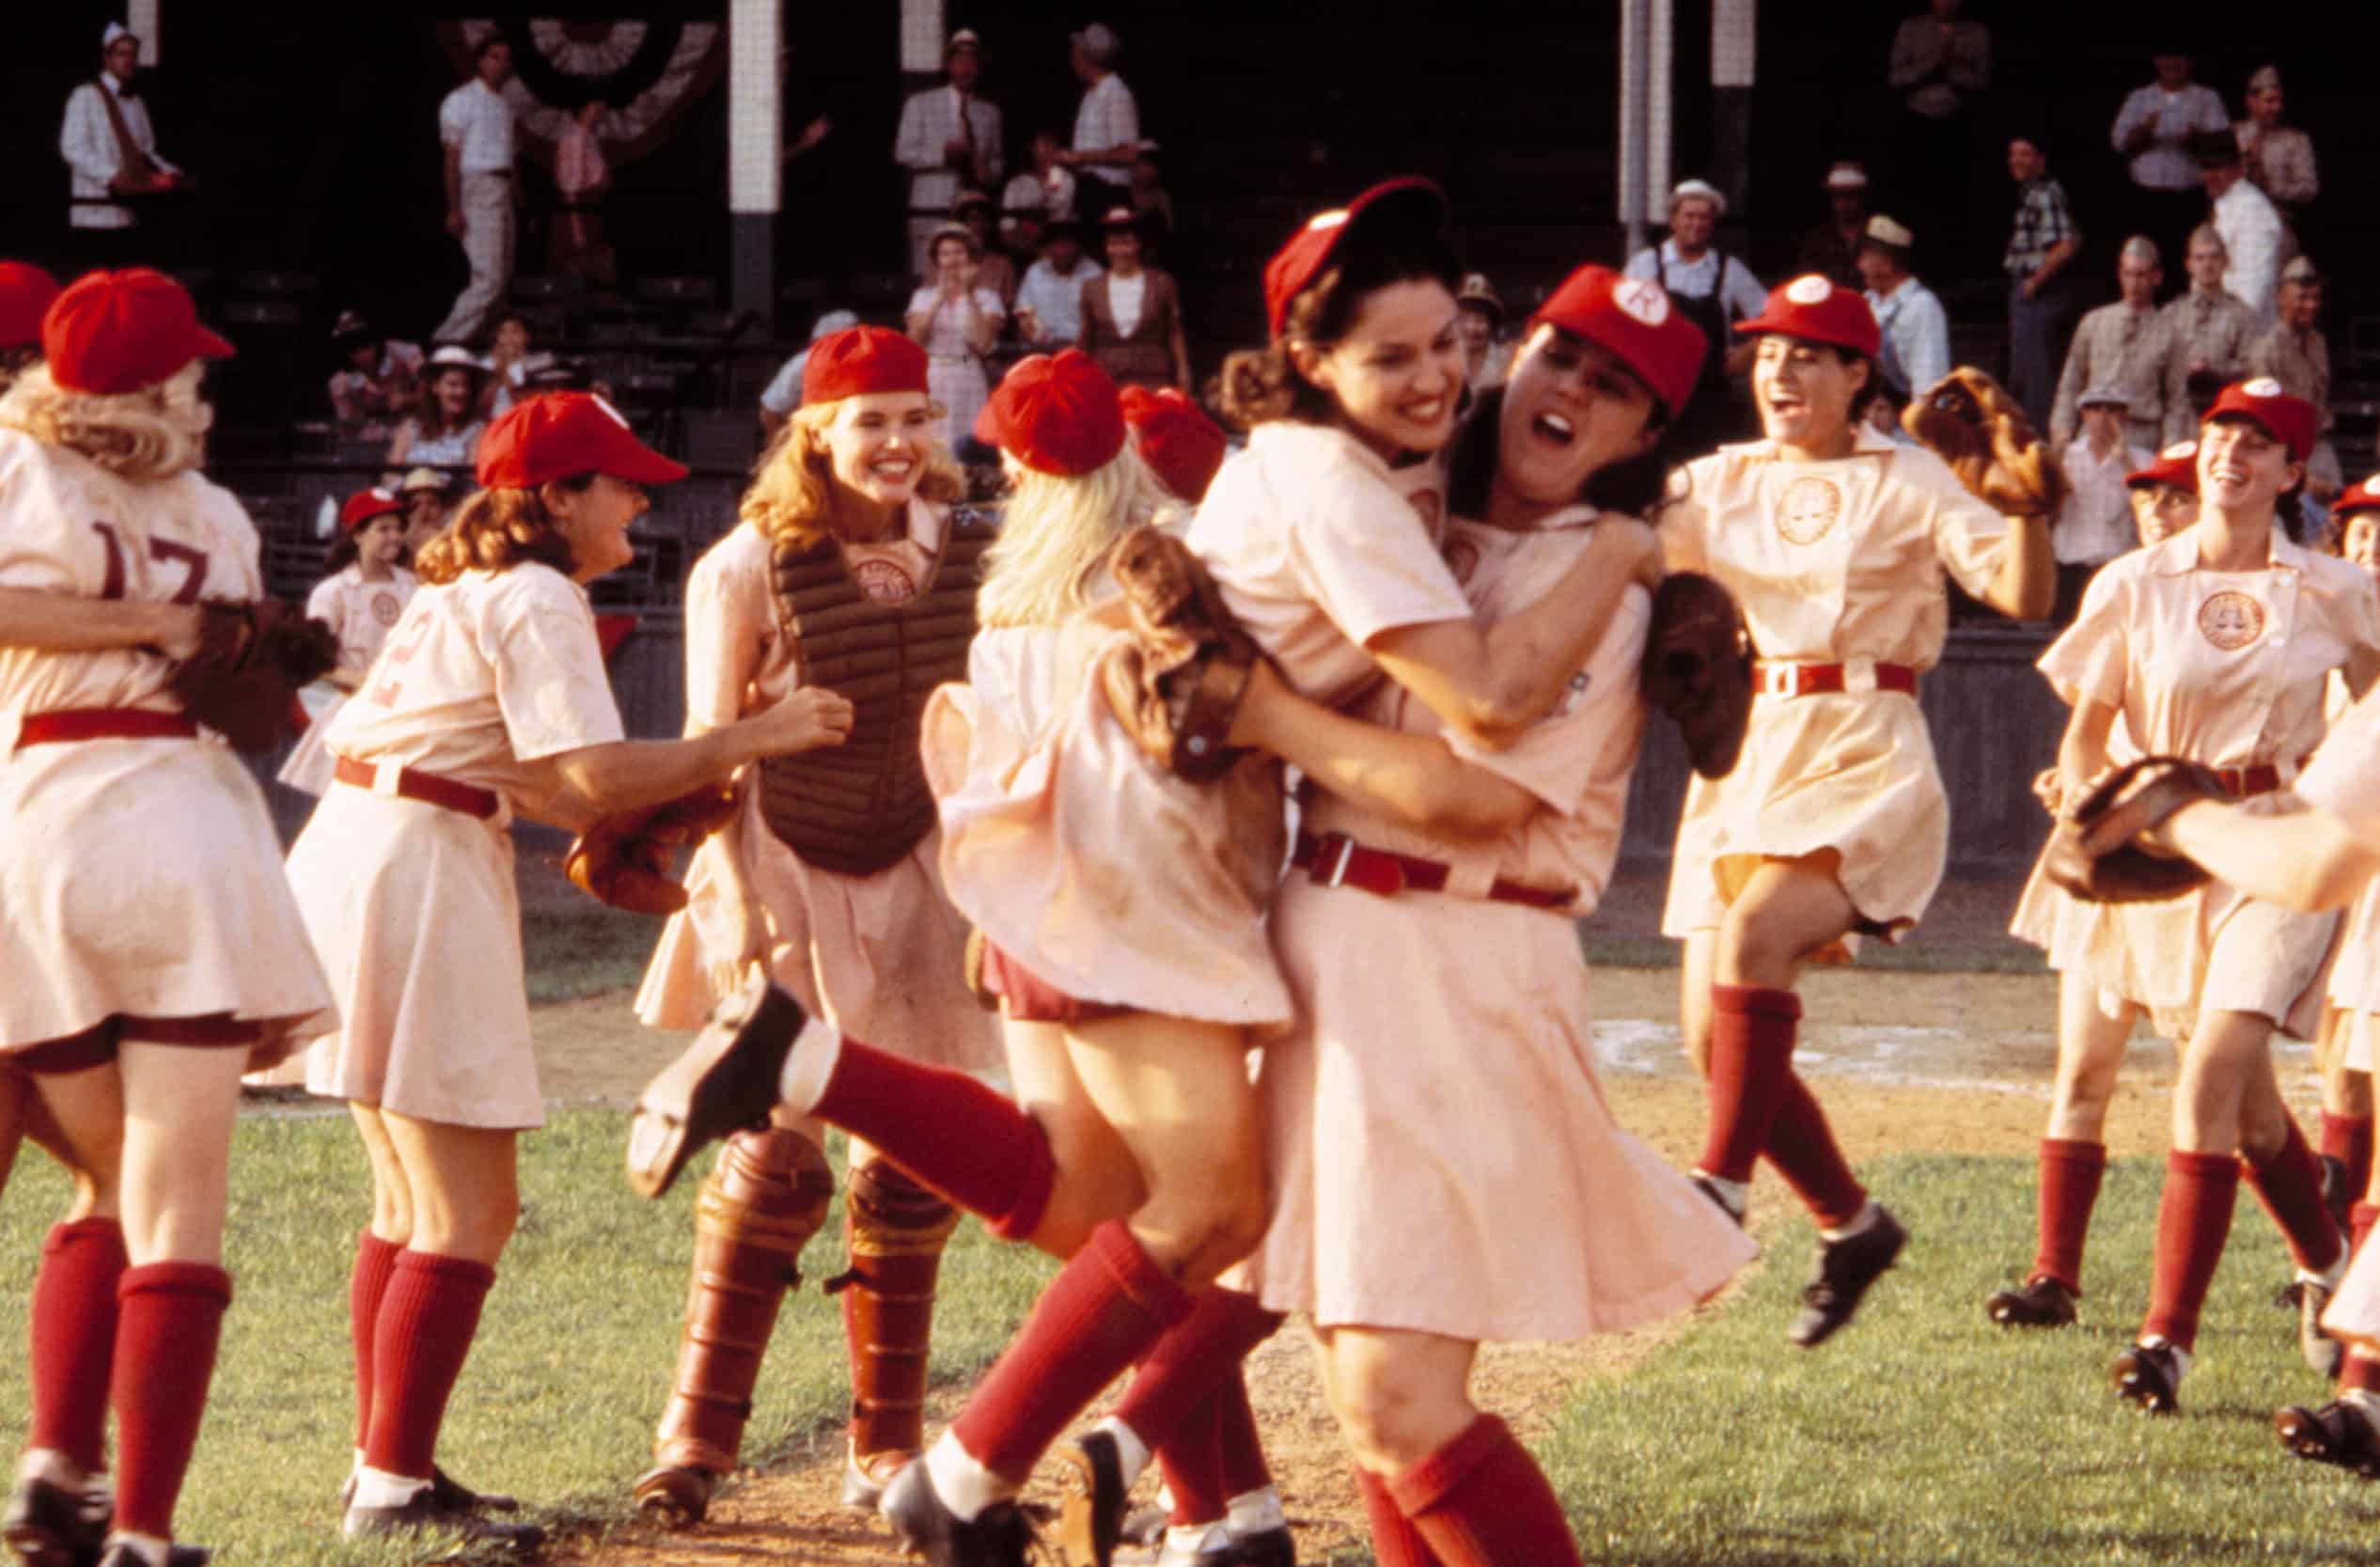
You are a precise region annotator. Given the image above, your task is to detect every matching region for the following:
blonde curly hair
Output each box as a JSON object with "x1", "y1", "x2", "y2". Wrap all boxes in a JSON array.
[
  {"x1": 978, "y1": 446, "x2": 1176, "y2": 630},
  {"x1": 0, "y1": 360, "x2": 211, "y2": 481},
  {"x1": 412, "y1": 479, "x2": 586, "y2": 586},
  {"x1": 739, "y1": 398, "x2": 965, "y2": 551}
]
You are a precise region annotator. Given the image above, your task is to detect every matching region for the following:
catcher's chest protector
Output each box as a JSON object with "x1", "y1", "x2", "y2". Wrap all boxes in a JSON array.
[{"x1": 757, "y1": 516, "x2": 991, "y2": 877}]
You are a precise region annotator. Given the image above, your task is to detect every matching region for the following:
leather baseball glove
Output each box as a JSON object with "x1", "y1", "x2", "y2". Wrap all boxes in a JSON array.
[
  {"x1": 1640, "y1": 572, "x2": 1753, "y2": 779},
  {"x1": 1100, "y1": 525, "x2": 1261, "y2": 783},
  {"x1": 166, "y1": 599, "x2": 339, "y2": 754},
  {"x1": 2043, "y1": 756, "x2": 2226, "y2": 903},
  {"x1": 565, "y1": 781, "x2": 742, "y2": 916},
  {"x1": 1901, "y1": 366, "x2": 2069, "y2": 520}
]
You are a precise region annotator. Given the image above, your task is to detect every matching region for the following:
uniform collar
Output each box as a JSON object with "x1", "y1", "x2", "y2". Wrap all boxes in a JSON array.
[
  {"x1": 1721, "y1": 423, "x2": 1898, "y2": 463},
  {"x1": 2149, "y1": 522, "x2": 2308, "y2": 574}
]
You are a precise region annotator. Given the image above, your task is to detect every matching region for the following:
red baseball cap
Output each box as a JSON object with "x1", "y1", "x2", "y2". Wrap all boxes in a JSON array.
[
  {"x1": 339, "y1": 486, "x2": 404, "y2": 533},
  {"x1": 2204, "y1": 377, "x2": 2317, "y2": 463},
  {"x1": 803, "y1": 324, "x2": 929, "y2": 405},
  {"x1": 1120, "y1": 384, "x2": 1228, "y2": 502},
  {"x1": 476, "y1": 392, "x2": 689, "y2": 489},
  {"x1": 1530, "y1": 265, "x2": 1710, "y2": 422},
  {"x1": 0, "y1": 262, "x2": 62, "y2": 351},
  {"x1": 1261, "y1": 176, "x2": 1447, "y2": 339},
  {"x1": 2125, "y1": 440, "x2": 2200, "y2": 493},
  {"x1": 2336, "y1": 475, "x2": 2380, "y2": 516},
  {"x1": 43, "y1": 268, "x2": 233, "y2": 396},
  {"x1": 974, "y1": 350, "x2": 1126, "y2": 477},
  {"x1": 1731, "y1": 273, "x2": 1881, "y2": 359}
]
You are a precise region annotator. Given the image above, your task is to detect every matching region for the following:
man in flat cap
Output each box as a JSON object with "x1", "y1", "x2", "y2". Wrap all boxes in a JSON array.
[
  {"x1": 895, "y1": 30, "x2": 1003, "y2": 279},
  {"x1": 1857, "y1": 215, "x2": 1948, "y2": 412},
  {"x1": 1798, "y1": 162, "x2": 1871, "y2": 290},
  {"x1": 2248, "y1": 256, "x2": 2341, "y2": 505},
  {"x1": 58, "y1": 23, "x2": 182, "y2": 266},
  {"x1": 1624, "y1": 179, "x2": 1765, "y2": 453}
]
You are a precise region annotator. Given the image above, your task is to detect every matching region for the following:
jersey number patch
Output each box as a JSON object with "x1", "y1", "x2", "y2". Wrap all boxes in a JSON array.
[{"x1": 91, "y1": 522, "x2": 210, "y2": 604}]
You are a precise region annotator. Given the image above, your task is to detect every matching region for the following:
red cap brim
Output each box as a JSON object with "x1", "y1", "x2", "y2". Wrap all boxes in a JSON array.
[
  {"x1": 193, "y1": 323, "x2": 235, "y2": 361},
  {"x1": 603, "y1": 439, "x2": 690, "y2": 486}
]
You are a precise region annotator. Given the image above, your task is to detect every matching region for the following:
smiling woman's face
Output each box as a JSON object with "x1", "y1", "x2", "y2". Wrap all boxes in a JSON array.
[
  {"x1": 1752, "y1": 335, "x2": 1863, "y2": 449},
  {"x1": 1295, "y1": 277, "x2": 1465, "y2": 462}
]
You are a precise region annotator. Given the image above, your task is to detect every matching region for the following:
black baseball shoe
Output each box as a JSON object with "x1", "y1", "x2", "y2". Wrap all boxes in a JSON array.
[
  {"x1": 2277, "y1": 1398, "x2": 2380, "y2": 1478},
  {"x1": 4, "y1": 1474, "x2": 104, "y2": 1567},
  {"x1": 878, "y1": 1460, "x2": 1036, "y2": 1567},
  {"x1": 2110, "y1": 1339, "x2": 2184, "y2": 1415},
  {"x1": 1229, "y1": 1524, "x2": 1297, "y2": 1566},
  {"x1": 632, "y1": 1462, "x2": 719, "y2": 1526},
  {"x1": 93, "y1": 1544, "x2": 211, "y2": 1567},
  {"x1": 1985, "y1": 1274, "x2": 2078, "y2": 1328},
  {"x1": 1788, "y1": 1205, "x2": 1906, "y2": 1348},
  {"x1": 626, "y1": 971, "x2": 808, "y2": 1199},
  {"x1": 344, "y1": 1489, "x2": 545, "y2": 1553},
  {"x1": 1055, "y1": 1431, "x2": 1129, "y2": 1567},
  {"x1": 342, "y1": 1464, "x2": 518, "y2": 1513}
]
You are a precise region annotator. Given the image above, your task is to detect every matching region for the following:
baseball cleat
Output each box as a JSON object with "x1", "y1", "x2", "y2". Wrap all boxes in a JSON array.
[
  {"x1": 632, "y1": 1463, "x2": 718, "y2": 1527},
  {"x1": 4, "y1": 1474, "x2": 103, "y2": 1567},
  {"x1": 1985, "y1": 1274, "x2": 2078, "y2": 1328},
  {"x1": 1227, "y1": 1524, "x2": 1297, "y2": 1566},
  {"x1": 343, "y1": 1464, "x2": 518, "y2": 1514},
  {"x1": 1120, "y1": 1504, "x2": 1170, "y2": 1548},
  {"x1": 2301, "y1": 1274, "x2": 2345, "y2": 1380},
  {"x1": 626, "y1": 971, "x2": 806, "y2": 1200},
  {"x1": 2110, "y1": 1340, "x2": 2184, "y2": 1415},
  {"x1": 2276, "y1": 1399, "x2": 2380, "y2": 1477},
  {"x1": 343, "y1": 1489, "x2": 545, "y2": 1552},
  {"x1": 840, "y1": 1448, "x2": 916, "y2": 1513},
  {"x1": 1788, "y1": 1205, "x2": 1905, "y2": 1348},
  {"x1": 879, "y1": 1460, "x2": 1037, "y2": 1567},
  {"x1": 93, "y1": 1545, "x2": 211, "y2": 1567},
  {"x1": 1054, "y1": 1431, "x2": 1129, "y2": 1567}
]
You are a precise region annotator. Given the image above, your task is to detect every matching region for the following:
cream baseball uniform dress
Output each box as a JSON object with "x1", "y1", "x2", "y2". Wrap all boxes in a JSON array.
[
  {"x1": 285, "y1": 560, "x2": 626, "y2": 1128},
  {"x1": 634, "y1": 509, "x2": 998, "y2": 1068},
  {"x1": 2022, "y1": 529, "x2": 2380, "y2": 1041},
  {"x1": 1246, "y1": 514, "x2": 1759, "y2": 1340},
  {"x1": 0, "y1": 429, "x2": 335, "y2": 1065},
  {"x1": 278, "y1": 564, "x2": 419, "y2": 795},
  {"x1": 2304, "y1": 690, "x2": 2380, "y2": 1345},
  {"x1": 1658, "y1": 425, "x2": 2012, "y2": 942},
  {"x1": 2322, "y1": 666, "x2": 2380, "y2": 1072}
]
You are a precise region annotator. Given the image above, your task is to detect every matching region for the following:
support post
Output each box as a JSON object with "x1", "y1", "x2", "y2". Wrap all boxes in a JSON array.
[{"x1": 727, "y1": 0, "x2": 781, "y2": 325}]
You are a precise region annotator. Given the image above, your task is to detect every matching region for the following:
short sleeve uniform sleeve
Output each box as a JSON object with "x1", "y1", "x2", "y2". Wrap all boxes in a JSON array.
[
  {"x1": 1287, "y1": 461, "x2": 1472, "y2": 647},
  {"x1": 487, "y1": 572, "x2": 626, "y2": 760},
  {"x1": 1446, "y1": 585, "x2": 1652, "y2": 809},
  {"x1": 1925, "y1": 476, "x2": 2011, "y2": 601},
  {"x1": 0, "y1": 448, "x2": 100, "y2": 595},
  {"x1": 305, "y1": 574, "x2": 348, "y2": 641},
  {"x1": 681, "y1": 535, "x2": 773, "y2": 729},
  {"x1": 2037, "y1": 564, "x2": 2131, "y2": 713},
  {"x1": 2298, "y1": 687, "x2": 2380, "y2": 837}
]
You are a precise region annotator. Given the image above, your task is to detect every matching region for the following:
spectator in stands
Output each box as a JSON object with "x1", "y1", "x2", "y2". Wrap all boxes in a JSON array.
[
  {"x1": 759, "y1": 308, "x2": 861, "y2": 438},
  {"x1": 1858, "y1": 215, "x2": 1949, "y2": 410},
  {"x1": 1129, "y1": 145, "x2": 1174, "y2": 245},
  {"x1": 1454, "y1": 273, "x2": 1511, "y2": 392},
  {"x1": 2248, "y1": 256, "x2": 2342, "y2": 504},
  {"x1": 907, "y1": 224, "x2": 1005, "y2": 447},
  {"x1": 59, "y1": 23, "x2": 185, "y2": 268},
  {"x1": 327, "y1": 312, "x2": 425, "y2": 434},
  {"x1": 2051, "y1": 385, "x2": 2152, "y2": 619},
  {"x1": 2003, "y1": 133, "x2": 2081, "y2": 433},
  {"x1": 2196, "y1": 131, "x2": 2283, "y2": 327},
  {"x1": 1798, "y1": 162, "x2": 1871, "y2": 290},
  {"x1": 399, "y1": 468, "x2": 454, "y2": 558},
  {"x1": 1001, "y1": 130, "x2": 1077, "y2": 231},
  {"x1": 1060, "y1": 23, "x2": 1140, "y2": 219},
  {"x1": 2112, "y1": 50, "x2": 2229, "y2": 275},
  {"x1": 895, "y1": 30, "x2": 1002, "y2": 280},
  {"x1": 481, "y1": 313, "x2": 554, "y2": 419},
  {"x1": 431, "y1": 36, "x2": 519, "y2": 347},
  {"x1": 1623, "y1": 178, "x2": 1762, "y2": 451},
  {"x1": 385, "y1": 345, "x2": 489, "y2": 469},
  {"x1": 551, "y1": 101, "x2": 616, "y2": 286},
  {"x1": 950, "y1": 189, "x2": 1018, "y2": 306},
  {"x1": 2051, "y1": 237, "x2": 2169, "y2": 450},
  {"x1": 2235, "y1": 66, "x2": 2317, "y2": 228},
  {"x1": 1886, "y1": 0, "x2": 1990, "y2": 273},
  {"x1": 2157, "y1": 224, "x2": 2258, "y2": 443},
  {"x1": 1014, "y1": 224, "x2": 1100, "y2": 351},
  {"x1": 1078, "y1": 208, "x2": 1188, "y2": 391}
]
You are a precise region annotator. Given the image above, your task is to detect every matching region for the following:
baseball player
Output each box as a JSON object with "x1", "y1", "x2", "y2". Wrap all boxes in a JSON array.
[
  {"x1": 623, "y1": 325, "x2": 1002, "y2": 1524},
  {"x1": 0, "y1": 269, "x2": 338, "y2": 1567},
  {"x1": 1657, "y1": 274, "x2": 2056, "y2": 1346},
  {"x1": 281, "y1": 392, "x2": 852, "y2": 1548},
  {"x1": 275, "y1": 488, "x2": 418, "y2": 800},
  {"x1": 2127, "y1": 440, "x2": 2200, "y2": 546}
]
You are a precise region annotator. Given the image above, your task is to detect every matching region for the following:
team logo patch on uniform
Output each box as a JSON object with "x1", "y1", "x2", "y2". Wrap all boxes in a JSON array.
[
  {"x1": 2198, "y1": 589, "x2": 2265, "y2": 650},
  {"x1": 2242, "y1": 377, "x2": 2284, "y2": 400},
  {"x1": 370, "y1": 592, "x2": 400, "y2": 625},
  {"x1": 1777, "y1": 476, "x2": 1842, "y2": 544},
  {"x1": 1442, "y1": 535, "x2": 1480, "y2": 585},
  {"x1": 1785, "y1": 274, "x2": 1834, "y2": 306},
  {"x1": 851, "y1": 556, "x2": 918, "y2": 603},
  {"x1": 1614, "y1": 278, "x2": 1670, "y2": 325}
]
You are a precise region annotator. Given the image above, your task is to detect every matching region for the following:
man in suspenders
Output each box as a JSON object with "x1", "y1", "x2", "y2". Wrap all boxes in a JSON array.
[{"x1": 1624, "y1": 180, "x2": 1767, "y2": 456}]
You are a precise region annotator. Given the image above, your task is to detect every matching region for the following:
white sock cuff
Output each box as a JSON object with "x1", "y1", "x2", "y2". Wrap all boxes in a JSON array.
[
  {"x1": 1227, "y1": 1484, "x2": 1286, "y2": 1533},
  {"x1": 1091, "y1": 1415, "x2": 1151, "y2": 1490},
  {"x1": 923, "y1": 1430, "x2": 1013, "y2": 1524},
  {"x1": 777, "y1": 1016, "x2": 846, "y2": 1115},
  {"x1": 349, "y1": 1465, "x2": 430, "y2": 1510},
  {"x1": 1820, "y1": 1199, "x2": 1881, "y2": 1244},
  {"x1": 2303, "y1": 1252, "x2": 2350, "y2": 1290},
  {"x1": 1165, "y1": 1521, "x2": 1233, "y2": 1555}
]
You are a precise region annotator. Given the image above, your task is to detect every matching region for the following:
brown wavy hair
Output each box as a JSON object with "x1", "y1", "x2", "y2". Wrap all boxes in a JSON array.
[
  {"x1": 412, "y1": 476, "x2": 590, "y2": 586},
  {"x1": 739, "y1": 399, "x2": 965, "y2": 551}
]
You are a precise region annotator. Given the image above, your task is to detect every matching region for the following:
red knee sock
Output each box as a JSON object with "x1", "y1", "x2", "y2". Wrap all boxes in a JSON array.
[
  {"x1": 2353, "y1": 1202, "x2": 2380, "y2": 1260},
  {"x1": 27, "y1": 1218, "x2": 128, "y2": 1473},
  {"x1": 810, "y1": 1040, "x2": 1055, "y2": 1241},
  {"x1": 1356, "y1": 1465, "x2": 1444, "y2": 1567},
  {"x1": 1112, "y1": 1286, "x2": 1284, "y2": 1450},
  {"x1": 1215, "y1": 1370, "x2": 1272, "y2": 1498},
  {"x1": 363, "y1": 1250, "x2": 495, "y2": 1481},
  {"x1": 2247, "y1": 1116, "x2": 2343, "y2": 1274},
  {"x1": 1762, "y1": 1073, "x2": 1868, "y2": 1230},
  {"x1": 349, "y1": 1230, "x2": 404, "y2": 1450},
  {"x1": 1386, "y1": 1415, "x2": 1583, "y2": 1567},
  {"x1": 1696, "y1": 985, "x2": 1802, "y2": 1184},
  {"x1": 1158, "y1": 1392, "x2": 1228, "y2": 1527},
  {"x1": 2142, "y1": 1151, "x2": 2241, "y2": 1353},
  {"x1": 110, "y1": 1262, "x2": 231, "y2": 1540},
  {"x1": 947, "y1": 1221, "x2": 1196, "y2": 1484},
  {"x1": 2030, "y1": 1138, "x2": 2107, "y2": 1294},
  {"x1": 2324, "y1": 1112, "x2": 2373, "y2": 1204}
]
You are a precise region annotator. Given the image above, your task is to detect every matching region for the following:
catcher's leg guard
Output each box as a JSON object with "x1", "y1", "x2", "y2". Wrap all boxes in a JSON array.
[
  {"x1": 634, "y1": 1127, "x2": 834, "y2": 1525},
  {"x1": 828, "y1": 1156, "x2": 961, "y2": 1506}
]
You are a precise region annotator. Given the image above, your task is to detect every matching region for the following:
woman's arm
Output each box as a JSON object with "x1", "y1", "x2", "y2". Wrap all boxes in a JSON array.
[
  {"x1": 1975, "y1": 512, "x2": 2056, "y2": 620},
  {"x1": 2056, "y1": 695, "x2": 2119, "y2": 805},
  {"x1": 513, "y1": 685, "x2": 853, "y2": 832},
  {"x1": 1227, "y1": 660, "x2": 1536, "y2": 840},
  {"x1": 0, "y1": 589, "x2": 202, "y2": 658},
  {"x1": 2158, "y1": 794, "x2": 2380, "y2": 914},
  {"x1": 1366, "y1": 517, "x2": 1661, "y2": 751},
  {"x1": 959, "y1": 290, "x2": 999, "y2": 355},
  {"x1": 384, "y1": 420, "x2": 417, "y2": 466},
  {"x1": 905, "y1": 298, "x2": 940, "y2": 344}
]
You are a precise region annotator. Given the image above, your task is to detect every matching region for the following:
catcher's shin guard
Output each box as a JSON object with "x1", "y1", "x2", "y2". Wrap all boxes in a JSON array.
[
  {"x1": 635, "y1": 1127, "x2": 835, "y2": 1523},
  {"x1": 828, "y1": 1157, "x2": 961, "y2": 1493}
]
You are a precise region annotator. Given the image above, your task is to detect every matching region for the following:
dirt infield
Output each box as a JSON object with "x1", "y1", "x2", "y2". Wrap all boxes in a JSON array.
[{"x1": 513, "y1": 961, "x2": 2265, "y2": 1567}]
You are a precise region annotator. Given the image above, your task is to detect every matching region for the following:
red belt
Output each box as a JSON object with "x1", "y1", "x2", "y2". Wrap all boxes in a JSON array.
[
  {"x1": 1751, "y1": 661, "x2": 1919, "y2": 698},
  {"x1": 333, "y1": 756, "x2": 500, "y2": 820},
  {"x1": 1292, "y1": 831, "x2": 1573, "y2": 911},
  {"x1": 17, "y1": 708, "x2": 198, "y2": 747},
  {"x1": 2211, "y1": 757, "x2": 2311, "y2": 799}
]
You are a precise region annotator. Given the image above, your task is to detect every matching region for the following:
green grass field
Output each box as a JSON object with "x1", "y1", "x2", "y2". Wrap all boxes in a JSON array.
[{"x1": 8, "y1": 1126, "x2": 2378, "y2": 1564}]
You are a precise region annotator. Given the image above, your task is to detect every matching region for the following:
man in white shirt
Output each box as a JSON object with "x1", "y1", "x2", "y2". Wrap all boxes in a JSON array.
[
  {"x1": 431, "y1": 37, "x2": 519, "y2": 348},
  {"x1": 1013, "y1": 222, "x2": 1102, "y2": 350},
  {"x1": 1060, "y1": 24, "x2": 1139, "y2": 224},
  {"x1": 2110, "y1": 50, "x2": 2229, "y2": 278},
  {"x1": 1856, "y1": 215, "x2": 1949, "y2": 410},
  {"x1": 2052, "y1": 384, "x2": 2151, "y2": 619},
  {"x1": 57, "y1": 24, "x2": 181, "y2": 263},
  {"x1": 2197, "y1": 132, "x2": 2285, "y2": 328},
  {"x1": 1622, "y1": 179, "x2": 1764, "y2": 452},
  {"x1": 894, "y1": 31, "x2": 1003, "y2": 280}
]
